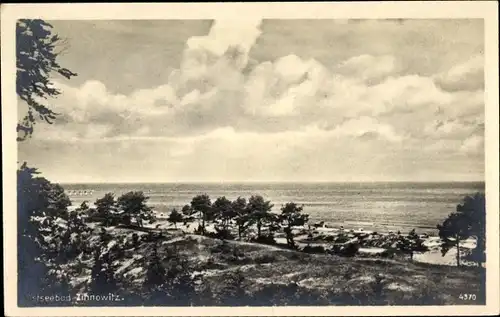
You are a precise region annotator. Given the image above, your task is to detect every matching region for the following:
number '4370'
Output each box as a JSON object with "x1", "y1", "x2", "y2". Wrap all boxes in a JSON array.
[{"x1": 459, "y1": 294, "x2": 477, "y2": 300}]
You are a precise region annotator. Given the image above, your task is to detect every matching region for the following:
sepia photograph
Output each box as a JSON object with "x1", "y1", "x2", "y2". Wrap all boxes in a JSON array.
[{"x1": 2, "y1": 2, "x2": 499, "y2": 316}]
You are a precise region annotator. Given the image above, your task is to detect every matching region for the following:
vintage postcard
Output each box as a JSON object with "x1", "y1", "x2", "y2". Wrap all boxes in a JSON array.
[{"x1": 2, "y1": 2, "x2": 499, "y2": 316}]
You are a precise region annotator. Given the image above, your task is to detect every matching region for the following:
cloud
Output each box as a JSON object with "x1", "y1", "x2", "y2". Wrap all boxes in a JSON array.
[
  {"x1": 434, "y1": 55, "x2": 484, "y2": 92},
  {"x1": 331, "y1": 117, "x2": 404, "y2": 143},
  {"x1": 335, "y1": 54, "x2": 398, "y2": 84},
  {"x1": 21, "y1": 121, "x2": 482, "y2": 183},
  {"x1": 186, "y1": 19, "x2": 262, "y2": 69},
  {"x1": 460, "y1": 135, "x2": 484, "y2": 155},
  {"x1": 39, "y1": 46, "x2": 484, "y2": 147},
  {"x1": 21, "y1": 19, "x2": 485, "y2": 182}
]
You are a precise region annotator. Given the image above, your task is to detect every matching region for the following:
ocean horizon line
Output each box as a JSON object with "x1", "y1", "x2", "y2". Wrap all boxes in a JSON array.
[{"x1": 59, "y1": 180, "x2": 486, "y2": 185}]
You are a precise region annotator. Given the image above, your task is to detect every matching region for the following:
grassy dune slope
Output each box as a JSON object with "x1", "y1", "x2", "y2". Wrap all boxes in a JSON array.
[{"x1": 65, "y1": 227, "x2": 485, "y2": 306}]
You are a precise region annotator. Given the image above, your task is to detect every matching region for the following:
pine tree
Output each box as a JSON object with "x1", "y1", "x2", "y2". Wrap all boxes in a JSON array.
[
  {"x1": 190, "y1": 194, "x2": 213, "y2": 235},
  {"x1": 212, "y1": 196, "x2": 236, "y2": 239},
  {"x1": 116, "y1": 191, "x2": 155, "y2": 227},
  {"x1": 279, "y1": 202, "x2": 309, "y2": 248},
  {"x1": 16, "y1": 19, "x2": 77, "y2": 140},
  {"x1": 143, "y1": 243, "x2": 168, "y2": 304},
  {"x1": 232, "y1": 197, "x2": 252, "y2": 240},
  {"x1": 167, "y1": 208, "x2": 183, "y2": 229},
  {"x1": 397, "y1": 229, "x2": 429, "y2": 260},
  {"x1": 247, "y1": 195, "x2": 274, "y2": 240},
  {"x1": 89, "y1": 251, "x2": 118, "y2": 297},
  {"x1": 94, "y1": 193, "x2": 116, "y2": 226},
  {"x1": 437, "y1": 193, "x2": 485, "y2": 266}
]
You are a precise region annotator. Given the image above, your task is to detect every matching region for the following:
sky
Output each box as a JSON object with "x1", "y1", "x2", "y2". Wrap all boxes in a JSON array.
[{"x1": 17, "y1": 19, "x2": 485, "y2": 183}]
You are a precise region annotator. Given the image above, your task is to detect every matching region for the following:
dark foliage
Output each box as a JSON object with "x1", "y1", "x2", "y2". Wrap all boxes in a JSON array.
[
  {"x1": 17, "y1": 163, "x2": 76, "y2": 305},
  {"x1": 247, "y1": 195, "x2": 274, "y2": 239},
  {"x1": 332, "y1": 242, "x2": 360, "y2": 257},
  {"x1": 116, "y1": 191, "x2": 155, "y2": 227},
  {"x1": 251, "y1": 234, "x2": 277, "y2": 245},
  {"x1": 279, "y1": 202, "x2": 309, "y2": 248},
  {"x1": 190, "y1": 194, "x2": 213, "y2": 235},
  {"x1": 437, "y1": 192, "x2": 485, "y2": 266},
  {"x1": 167, "y1": 208, "x2": 183, "y2": 229},
  {"x1": 396, "y1": 229, "x2": 429, "y2": 260},
  {"x1": 16, "y1": 19, "x2": 77, "y2": 140},
  {"x1": 232, "y1": 197, "x2": 253, "y2": 239},
  {"x1": 142, "y1": 246, "x2": 200, "y2": 306},
  {"x1": 302, "y1": 245, "x2": 326, "y2": 254}
]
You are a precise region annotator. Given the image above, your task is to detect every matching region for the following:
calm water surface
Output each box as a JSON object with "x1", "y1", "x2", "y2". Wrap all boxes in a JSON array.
[{"x1": 62, "y1": 182, "x2": 485, "y2": 234}]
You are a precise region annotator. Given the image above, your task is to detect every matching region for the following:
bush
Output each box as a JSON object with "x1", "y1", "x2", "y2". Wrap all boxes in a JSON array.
[
  {"x1": 332, "y1": 242, "x2": 359, "y2": 257},
  {"x1": 218, "y1": 270, "x2": 247, "y2": 306},
  {"x1": 379, "y1": 249, "x2": 395, "y2": 258},
  {"x1": 251, "y1": 234, "x2": 276, "y2": 245},
  {"x1": 302, "y1": 245, "x2": 326, "y2": 254},
  {"x1": 206, "y1": 227, "x2": 235, "y2": 240},
  {"x1": 334, "y1": 234, "x2": 351, "y2": 244},
  {"x1": 131, "y1": 233, "x2": 139, "y2": 248},
  {"x1": 194, "y1": 224, "x2": 204, "y2": 235}
]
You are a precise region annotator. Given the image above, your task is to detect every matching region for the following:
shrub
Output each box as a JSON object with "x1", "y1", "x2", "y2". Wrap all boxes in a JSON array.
[
  {"x1": 251, "y1": 234, "x2": 276, "y2": 245},
  {"x1": 334, "y1": 234, "x2": 351, "y2": 244},
  {"x1": 332, "y1": 242, "x2": 359, "y2": 257},
  {"x1": 131, "y1": 233, "x2": 139, "y2": 248},
  {"x1": 211, "y1": 227, "x2": 235, "y2": 240},
  {"x1": 194, "y1": 224, "x2": 204, "y2": 235},
  {"x1": 380, "y1": 249, "x2": 395, "y2": 258},
  {"x1": 302, "y1": 245, "x2": 326, "y2": 254},
  {"x1": 218, "y1": 270, "x2": 247, "y2": 306}
]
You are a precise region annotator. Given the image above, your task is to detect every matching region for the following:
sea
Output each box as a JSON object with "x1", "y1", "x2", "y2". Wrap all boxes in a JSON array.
[{"x1": 62, "y1": 182, "x2": 485, "y2": 235}]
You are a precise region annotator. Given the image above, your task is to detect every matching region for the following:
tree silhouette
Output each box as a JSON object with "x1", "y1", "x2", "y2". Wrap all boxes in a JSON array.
[
  {"x1": 190, "y1": 194, "x2": 213, "y2": 235},
  {"x1": 143, "y1": 245, "x2": 199, "y2": 305},
  {"x1": 116, "y1": 191, "x2": 154, "y2": 227},
  {"x1": 396, "y1": 229, "x2": 429, "y2": 260},
  {"x1": 16, "y1": 19, "x2": 77, "y2": 140},
  {"x1": 437, "y1": 192, "x2": 485, "y2": 266},
  {"x1": 143, "y1": 242, "x2": 167, "y2": 304},
  {"x1": 167, "y1": 208, "x2": 183, "y2": 229},
  {"x1": 279, "y1": 202, "x2": 309, "y2": 248},
  {"x1": 76, "y1": 200, "x2": 89, "y2": 211},
  {"x1": 212, "y1": 196, "x2": 236, "y2": 237},
  {"x1": 247, "y1": 195, "x2": 274, "y2": 240},
  {"x1": 16, "y1": 19, "x2": 82, "y2": 307},
  {"x1": 232, "y1": 197, "x2": 252, "y2": 239},
  {"x1": 17, "y1": 164, "x2": 63, "y2": 304},
  {"x1": 94, "y1": 193, "x2": 117, "y2": 226},
  {"x1": 181, "y1": 204, "x2": 192, "y2": 215},
  {"x1": 89, "y1": 251, "x2": 118, "y2": 297}
]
